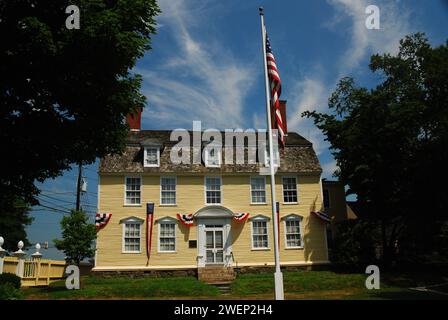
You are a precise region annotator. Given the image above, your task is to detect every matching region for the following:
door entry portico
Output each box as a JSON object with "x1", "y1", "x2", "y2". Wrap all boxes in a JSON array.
[{"x1": 196, "y1": 206, "x2": 233, "y2": 268}]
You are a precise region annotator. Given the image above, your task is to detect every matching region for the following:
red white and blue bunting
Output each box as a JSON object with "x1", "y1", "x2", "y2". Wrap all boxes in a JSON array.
[
  {"x1": 312, "y1": 211, "x2": 331, "y2": 223},
  {"x1": 233, "y1": 212, "x2": 250, "y2": 222},
  {"x1": 95, "y1": 213, "x2": 112, "y2": 231},
  {"x1": 177, "y1": 213, "x2": 194, "y2": 227}
]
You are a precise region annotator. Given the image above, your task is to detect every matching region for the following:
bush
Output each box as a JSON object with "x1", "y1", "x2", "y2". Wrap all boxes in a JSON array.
[
  {"x1": 0, "y1": 283, "x2": 23, "y2": 300},
  {"x1": 0, "y1": 273, "x2": 21, "y2": 289},
  {"x1": 330, "y1": 220, "x2": 379, "y2": 272}
]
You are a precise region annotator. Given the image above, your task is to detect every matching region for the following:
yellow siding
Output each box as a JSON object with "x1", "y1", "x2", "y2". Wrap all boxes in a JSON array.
[{"x1": 95, "y1": 174, "x2": 328, "y2": 269}]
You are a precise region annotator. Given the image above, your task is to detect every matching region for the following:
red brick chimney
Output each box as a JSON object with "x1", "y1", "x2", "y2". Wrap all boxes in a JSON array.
[
  {"x1": 126, "y1": 107, "x2": 142, "y2": 131},
  {"x1": 270, "y1": 100, "x2": 287, "y2": 133}
]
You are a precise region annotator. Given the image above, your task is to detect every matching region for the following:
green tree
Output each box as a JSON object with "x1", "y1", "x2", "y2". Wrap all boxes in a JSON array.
[
  {"x1": 0, "y1": 1, "x2": 160, "y2": 206},
  {"x1": 304, "y1": 33, "x2": 448, "y2": 266},
  {"x1": 54, "y1": 210, "x2": 97, "y2": 266},
  {"x1": 0, "y1": 196, "x2": 33, "y2": 251}
]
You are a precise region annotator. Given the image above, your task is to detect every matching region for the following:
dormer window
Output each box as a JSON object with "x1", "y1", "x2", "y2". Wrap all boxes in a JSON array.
[
  {"x1": 144, "y1": 147, "x2": 160, "y2": 167},
  {"x1": 264, "y1": 147, "x2": 279, "y2": 167},
  {"x1": 204, "y1": 147, "x2": 221, "y2": 168}
]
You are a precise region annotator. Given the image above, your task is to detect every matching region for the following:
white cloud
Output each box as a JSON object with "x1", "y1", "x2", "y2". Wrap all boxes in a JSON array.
[
  {"x1": 139, "y1": 0, "x2": 256, "y2": 129},
  {"x1": 288, "y1": 0, "x2": 412, "y2": 173},
  {"x1": 287, "y1": 78, "x2": 331, "y2": 156},
  {"x1": 327, "y1": 0, "x2": 411, "y2": 71}
]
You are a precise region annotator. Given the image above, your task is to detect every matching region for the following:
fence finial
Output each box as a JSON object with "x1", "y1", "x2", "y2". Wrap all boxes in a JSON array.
[
  {"x1": 17, "y1": 240, "x2": 24, "y2": 252},
  {"x1": 0, "y1": 236, "x2": 4, "y2": 249},
  {"x1": 32, "y1": 243, "x2": 43, "y2": 260}
]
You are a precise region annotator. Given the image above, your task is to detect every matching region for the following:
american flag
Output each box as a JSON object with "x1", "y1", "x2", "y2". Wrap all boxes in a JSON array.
[{"x1": 265, "y1": 33, "x2": 286, "y2": 147}]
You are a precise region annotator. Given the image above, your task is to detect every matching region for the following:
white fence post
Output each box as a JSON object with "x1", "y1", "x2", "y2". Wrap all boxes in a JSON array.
[
  {"x1": 32, "y1": 243, "x2": 43, "y2": 285},
  {"x1": 13, "y1": 240, "x2": 26, "y2": 278},
  {"x1": 0, "y1": 236, "x2": 6, "y2": 274}
]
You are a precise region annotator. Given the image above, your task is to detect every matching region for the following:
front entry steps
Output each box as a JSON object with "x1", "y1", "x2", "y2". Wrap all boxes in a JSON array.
[{"x1": 198, "y1": 266, "x2": 236, "y2": 285}]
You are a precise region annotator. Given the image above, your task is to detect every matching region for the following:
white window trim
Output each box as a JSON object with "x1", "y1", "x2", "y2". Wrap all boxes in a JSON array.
[
  {"x1": 281, "y1": 176, "x2": 299, "y2": 204},
  {"x1": 160, "y1": 176, "x2": 177, "y2": 206},
  {"x1": 204, "y1": 147, "x2": 222, "y2": 168},
  {"x1": 250, "y1": 215, "x2": 270, "y2": 250},
  {"x1": 121, "y1": 217, "x2": 143, "y2": 254},
  {"x1": 204, "y1": 176, "x2": 222, "y2": 206},
  {"x1": 144, "y1": 147, "x2": 160, "y2": 168},
  {"x1": 157, "y1": 217, "x2": 177, "y2": 253},
  {"x1": 124, "y1": 176, "x2": 142, "y2": 206},
  {"x1": 283, "y1": 214, "x2": 304, "y2": 249},
  {"x1": 264, "y1": 148, "x2": 280, "y2": 167},
  {"x1": 250, "y1": 176, "x2": 267, "y2": 205}
]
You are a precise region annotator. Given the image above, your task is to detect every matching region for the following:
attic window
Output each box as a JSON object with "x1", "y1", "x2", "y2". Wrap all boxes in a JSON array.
[
  {"x1": 144, "y1": 147, "x2": 160, "y2": 167},
  {"x1": 204, "y1": 147, "x2": 221, "y2": 168},
  {"x1": 264, "y1": 147, "x2": 279, "y2": 167}
]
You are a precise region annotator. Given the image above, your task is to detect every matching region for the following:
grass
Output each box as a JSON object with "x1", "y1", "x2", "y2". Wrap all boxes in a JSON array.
[
  {"x1": 24, "y1": 275, "x2": 220, "y2": 300},
  {"x1": 21, "y1": 270, "x2": 448, "y2": 300}
]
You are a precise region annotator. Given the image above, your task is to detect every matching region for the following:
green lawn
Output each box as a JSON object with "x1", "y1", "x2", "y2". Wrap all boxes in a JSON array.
[{"x1": 22, "y1": 270, "x2": 448, "y2": 300}]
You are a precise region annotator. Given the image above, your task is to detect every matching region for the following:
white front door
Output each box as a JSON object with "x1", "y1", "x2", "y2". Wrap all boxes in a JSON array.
[
  {"x1": 197, "y1": 219, "x2": 232, "y2": 267},
  {"x1": 205, "y1": 226, "x2": 224, "y2": 264}
]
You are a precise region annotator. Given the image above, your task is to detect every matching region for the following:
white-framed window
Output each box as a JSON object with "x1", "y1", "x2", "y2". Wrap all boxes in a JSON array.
[
  {"x1": 158, "y1": 219, "x2": 176, "y2": 252},
  {"x1": 160, "y1": 176, "x2": 176, "y2": 205},
  {"x1": 144, "y1": 147, "x2": 160, "y2": 167},
  {"x1": 251, "y1": 216, "x2": 269, "y2": 249},
  {"x1": 204, "y1": 147, "x2": 222, "y2": 167},
  {"x1": 264, "y1": 147, "x2": 279, "y2": 167},
  {"x1": 121, "y1": 217, "x2": 143, "y2": 253},
  {"x1": 250, "y1": 176, "x2": 266, "y2": 204},
  {"x1": 284, "y1": 215, "x2": 303, "y2": 248},
  {"x1": 282, "y1": 176, "x2": 298, "y2": 203},
  {"x1": 205, "y1": 176, "x2": 222, "y2": 205},
  {"x1": 125, "y1": 176, "x2": 141, "y2": 205}
]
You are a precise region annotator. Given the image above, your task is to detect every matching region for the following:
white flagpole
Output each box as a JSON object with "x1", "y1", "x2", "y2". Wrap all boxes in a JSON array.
[{"x1": 259, "y1": 6, "x2": 284, "y2": 300}]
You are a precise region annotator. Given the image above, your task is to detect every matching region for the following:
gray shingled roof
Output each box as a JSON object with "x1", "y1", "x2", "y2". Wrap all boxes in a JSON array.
[{"x1": 99, "y1": 130, "x2": 322, "y2": 174}]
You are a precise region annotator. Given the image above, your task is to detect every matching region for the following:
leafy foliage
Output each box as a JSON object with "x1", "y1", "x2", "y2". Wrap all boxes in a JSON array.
[
  {"x1": 54, "y1": 210, "x2": 96, "y2": 265},
  {"x1": 0, "y1": 0, "x2": 160, "y2": 205},
  {"x1": 0, "y1": 283, "x2": 23, "y2": 300},
  {"x1": 0, "y1": 273, "x2": 22, "y2": 289},
  {"x1": 0, "y1": 196, "x2": 33, "y2": 250},
  {"x1": 330, "y1": 220, "x2": 379, "y2": 271},
  {"x1": 303, "y1": 33, "x2": 448, "y2": 265}
]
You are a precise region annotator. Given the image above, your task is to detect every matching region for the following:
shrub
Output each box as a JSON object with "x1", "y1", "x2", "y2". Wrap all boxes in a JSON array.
[
  {"x1": 0, "y1": 283, "x2": 23, "y2": 300},
  {"x1": 330, "y1": 220, "x2": 379, "y2": 272},
  {"x1": 0, "y1": 273, "x2": 21, "y2": 289}
]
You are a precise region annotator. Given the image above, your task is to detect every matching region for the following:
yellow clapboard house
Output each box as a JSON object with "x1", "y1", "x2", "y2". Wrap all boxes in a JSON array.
[{"x1": 93, "y1": 105, "x2": 329, "y2": 281}]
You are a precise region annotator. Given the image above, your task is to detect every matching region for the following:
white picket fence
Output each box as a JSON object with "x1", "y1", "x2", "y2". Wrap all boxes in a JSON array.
[{"x1": 0, "y1": 236, "x2": 66, "y2": 287}]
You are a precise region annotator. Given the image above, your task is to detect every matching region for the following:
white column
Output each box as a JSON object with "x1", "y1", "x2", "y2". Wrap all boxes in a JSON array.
[
  {"x1": 0, "y1": 236, "x2": 6, "y2": 274},
  {"x1": 13, "y1": 241, "x2": 26, "y2": 278}
]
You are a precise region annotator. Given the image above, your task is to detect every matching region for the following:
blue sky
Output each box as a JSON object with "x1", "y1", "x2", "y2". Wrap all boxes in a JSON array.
[{"x1": 24, "y1": 0, "x2": 448, "y2": 259}]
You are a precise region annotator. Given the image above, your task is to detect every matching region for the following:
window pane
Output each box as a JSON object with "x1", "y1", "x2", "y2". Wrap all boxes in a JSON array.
[
  {"x1": 205, "y1": 177, "x2": 221, "y2": 204},
  {"x1": 146, "y1": 148, "x2": 159, "y2": 165},
  {"x1": 161, "y1": 177, "x2": 176, "y2": 205},
  {"x1": 126, "y1": 177, "x2": 141, "y2": 204},
  {"x1": 159, "y1": 223, "x2": 176, "y2": 251},
  {"x1": 283, "y1": 177, "x2": 297, "y2": 203},
  {"x1": 252, "y1": 221, "x2": 268, "y2": 248},
  {"x1": 251, "y1": 177, "x2": 266, "y2": 203},
  {"x1": 124, "y1": 223, "x2": 141, "y2": 252}
]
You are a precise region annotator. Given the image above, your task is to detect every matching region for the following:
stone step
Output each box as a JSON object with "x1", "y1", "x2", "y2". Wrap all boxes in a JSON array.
[{"x1": 198, "y1": 266, "x2": 236, "y2": 284}]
